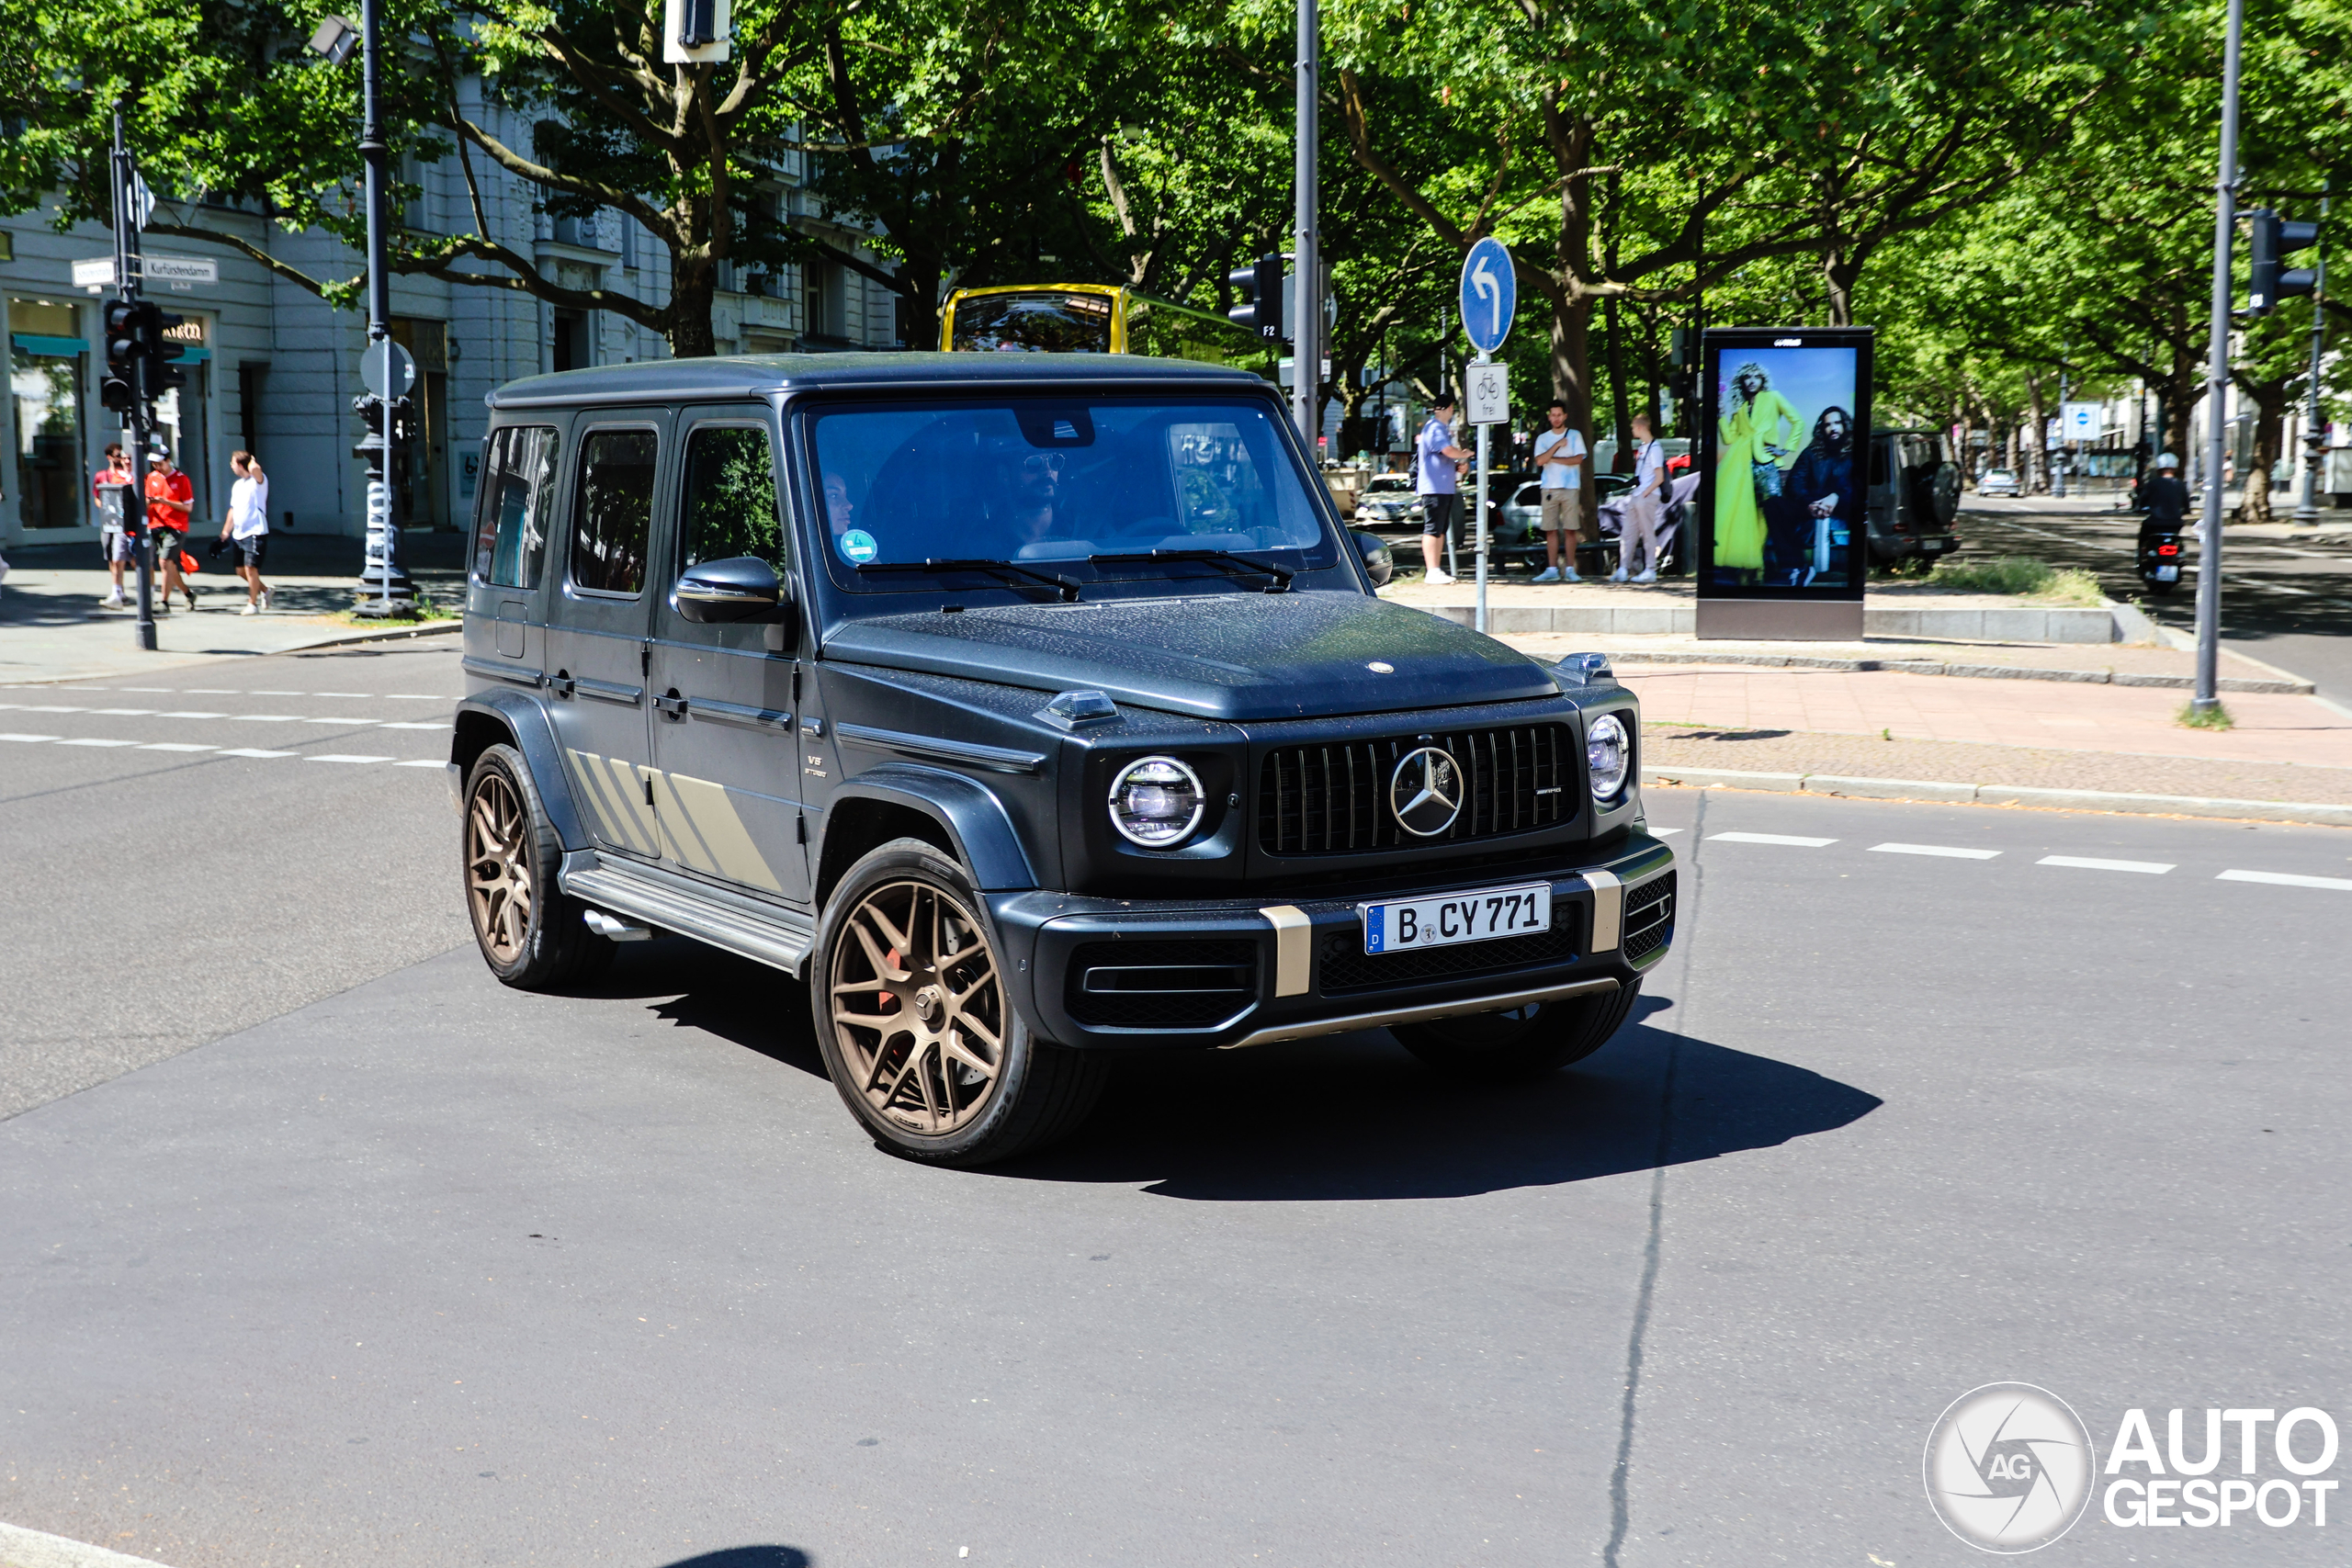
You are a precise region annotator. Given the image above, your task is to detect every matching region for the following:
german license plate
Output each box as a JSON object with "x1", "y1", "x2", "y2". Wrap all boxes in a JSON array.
[
  {"x1": 2154, "y1": 565, "x2": 2179, "y2": 581},
  {"x1": 1361, "y1": 883, "x2": 1551, "y2": 954}
]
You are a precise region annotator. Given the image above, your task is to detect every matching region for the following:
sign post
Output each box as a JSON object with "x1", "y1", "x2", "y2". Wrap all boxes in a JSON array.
[{"x1": 1459, "y1": 238, "x2": 1515, "y2": 634}]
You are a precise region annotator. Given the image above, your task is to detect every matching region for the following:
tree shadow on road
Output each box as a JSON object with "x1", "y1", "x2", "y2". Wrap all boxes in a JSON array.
[{"x1": 998, "y1": 993, "x2": 1883, "y2": 1201}]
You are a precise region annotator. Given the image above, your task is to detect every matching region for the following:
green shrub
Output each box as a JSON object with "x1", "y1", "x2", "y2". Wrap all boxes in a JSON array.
[{"x1": 1926, "y1": 556, "x2": 2106, "y2": 605}]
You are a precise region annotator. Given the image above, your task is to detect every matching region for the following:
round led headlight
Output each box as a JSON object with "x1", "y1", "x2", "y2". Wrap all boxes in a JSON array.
[
  {"x1": 1108, "y1": 756, "x2": 1206, "y2": 848},
  {"x1": 1587, "y1": 712, "x2": 1631, "y2": 802}
]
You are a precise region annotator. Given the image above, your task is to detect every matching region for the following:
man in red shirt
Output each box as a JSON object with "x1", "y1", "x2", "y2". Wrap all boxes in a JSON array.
[{"x1": 145, "y1": 447, "x2": 197, "y2": 613}]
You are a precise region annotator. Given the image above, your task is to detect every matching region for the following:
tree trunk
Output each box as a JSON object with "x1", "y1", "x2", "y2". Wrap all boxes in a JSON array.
[
  {"x1": 1603, "y1": 295, "x2": 1633, "y2": 473},
  {"x1": 1549, "y1": 293, "x2": 1596, "y2": 525},
  {"x1": 2238, "y1": 377, "x2": 2290, "y2": 522},
  {"x1": 1823, "y1": 249, "x2": 1860, "y2": 327},
  {"x1": 669, "y1": 254, "x2": 718, "y2": 358}
]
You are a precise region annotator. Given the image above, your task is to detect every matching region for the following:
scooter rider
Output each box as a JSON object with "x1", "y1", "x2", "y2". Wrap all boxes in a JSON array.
[{"x1": 2137, "y1": 453, "x2": 2189, "y2": 547}]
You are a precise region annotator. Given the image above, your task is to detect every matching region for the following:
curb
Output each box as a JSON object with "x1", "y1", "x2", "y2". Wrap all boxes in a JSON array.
[
  {"x1": 6, "y1": 617, "x2": 459, "y2": 688},
  {"x1": 0, "y1": 1522, "x2": 177, "y2": 1568},
  {"x1": 1642, "y1": 766, "x2": 2352, "y2": 829},
  {"x1": 1605, "y1": 649, "x2": 2312, "y2": 694}
]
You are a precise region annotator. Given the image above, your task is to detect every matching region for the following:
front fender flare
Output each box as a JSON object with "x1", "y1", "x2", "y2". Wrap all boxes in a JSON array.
[
  {"x1": 451, "y1": 691, "x2": 590, "y2": 852},
  {"x1": 819, "y1": 762, "x2": 1039, "y2": 897}
]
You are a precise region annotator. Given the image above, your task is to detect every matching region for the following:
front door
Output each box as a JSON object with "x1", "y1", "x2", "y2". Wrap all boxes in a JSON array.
[
  {"x1": 645, "y1": 410, "x2": 809, "y2": 905},
  {"x1": 544, "y1": 412, "x2": 666, "y2": 861}
]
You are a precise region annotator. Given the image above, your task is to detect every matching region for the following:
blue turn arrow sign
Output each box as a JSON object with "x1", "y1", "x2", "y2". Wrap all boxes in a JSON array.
[{"x1": 1459, "y1": 237, "x2": 1516, "y2": 355}]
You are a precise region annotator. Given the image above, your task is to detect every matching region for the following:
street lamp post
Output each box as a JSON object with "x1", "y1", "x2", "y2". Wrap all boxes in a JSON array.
[
  {"x1": 2191, "y1": 0, "x2": 2246, "y2": 716},
  {"x1": 2292, "y1": 183, "x2": 2328, "y2": 527},
  {"x1": 109, "y1": 108, "x2": 157, "y2": 652},
  {"x1": 1291, "y1": 0, "x2": 1319, "y2": 453}
]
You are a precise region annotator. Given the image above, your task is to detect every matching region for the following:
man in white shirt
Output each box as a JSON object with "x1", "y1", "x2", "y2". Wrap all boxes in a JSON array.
[
  {"x1": 1415, "y1": 395, "x2": 1473, "y2": 584},
  {"x1": 1614, "y1": 413, "x2": 1666, "y2": 583},
  {"x1": 1530, "y1": 400, "x2": 1585, "y2": 582},
  {"x1": 217, "y1": 450, "x2": 271, "y2": 615}
]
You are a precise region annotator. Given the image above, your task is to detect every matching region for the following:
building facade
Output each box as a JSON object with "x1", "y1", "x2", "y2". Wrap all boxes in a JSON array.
[{"x1": 2, "y1": 87, "x2": 899, "y2": 551}]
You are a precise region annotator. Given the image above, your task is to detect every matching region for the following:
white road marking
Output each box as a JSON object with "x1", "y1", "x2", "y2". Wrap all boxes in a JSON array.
[
  {"x1": 185, "y1": 688, "x2": 240, "y2": 694},
  {"x1": 1651, "y1": 828, "x2": 1685, "y2": 836},
  {"x1": 90, "y1": 707, "x2": 155, "y2": 716},
  {"x1": 299, "y1": 716, "x2": 376, "y2": 725},
  {"x1": 1707, "y1": 831, "x2": 1838, "y2": 847},
  {"x1": 115, "y1": 687, "x2": 175, "y2": 693},
  {"x1": 218, "y1": 748, "x2": 297, "y2": 759},
  {"x1": 312, "y1": 691, "x2": 371, "y2": 698},
  {"x1": 57, "y1": 738, "x2": 140, "y2": 748},
  {"x1": 386, "y1": 694, "x2": 449, "y2": 701},
  {"x1": 307, "y1": 753, "x2": 394, "y2": 764},
  {"x1": 21, "y1": 705, "x2": 85, "y2": 714},
  {"x1": 0, "y1": 733, "x2": 60, "y2": 743},
  {"x1": 238, "y1": 715, "x2": 305, "y2": 722},
  {"x1": 159, "y1": 710, "x2": 227, "y2": 718},
  {"x1": 379, "y1": 721, "x2": 449, "y2": 729},
  {"x1": 2039, "y1": 855, "x2": 2174, "y2": 874},
  {"x1": 2218, "y1": 868, "x2": 2352, "y2": 891},
  {"x1": 1870, "y1": 842, "x2": 2002, "y2": 860},
  {"x1": 249, "y1": 689, "x2": 304, "y2": 695},
  {"x1": 394, "y1": 759, "x2": 447, "y2": 768},
  {"x1": 138, "y1": 742, "x2": 217, "y2": 752}
]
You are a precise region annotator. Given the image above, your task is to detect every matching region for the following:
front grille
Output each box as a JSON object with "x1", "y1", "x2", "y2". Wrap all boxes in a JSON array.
[
  {"x1": 1623, "y1": 872, "x2": 1676, "y2": 963},
  {"x1": 1258, "y1": 724, "x2": 1577, "y2": 854},
  {"x1": 1317, "y1": 904, "x2": 1582, "y2": 995},
  {"x1": 1065, "y1": 939, "x2": 1258, "y2": 1029}
]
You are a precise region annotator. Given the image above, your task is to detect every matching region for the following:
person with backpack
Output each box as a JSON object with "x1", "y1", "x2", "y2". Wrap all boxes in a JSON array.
[{"x1": 95, "y1": 444, "x2": 138, "y2": 608}]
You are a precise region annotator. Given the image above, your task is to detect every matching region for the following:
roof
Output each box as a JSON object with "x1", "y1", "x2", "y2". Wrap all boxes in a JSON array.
[{"x1": 484, "y1": 350, "x2": 1263, "y2": 411}]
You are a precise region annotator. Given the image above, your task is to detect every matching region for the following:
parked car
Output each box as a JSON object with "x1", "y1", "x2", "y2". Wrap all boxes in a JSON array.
[
  {"x1": 1866, "y1": 429, "x2": 1963, "y2": 570},
  {"x1": 452, "y1": 354, "x2": 1677, "y2": 1168},
  {"x1": 1976, "y1": 468, "x2": 2019, "y2": 498},
  {"x1": 1494, "y1": 472, "x2": 1683, "y2": 577},
  {"x1": 1353, "y1": 472, "x2": 1424, "y2": 532}
]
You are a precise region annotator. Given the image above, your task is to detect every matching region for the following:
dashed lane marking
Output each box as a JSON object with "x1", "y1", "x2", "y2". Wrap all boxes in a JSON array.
[
  {"x1": 2038, "y1": 855, "x2": 2175, "y2": 874},
  {"x1": 138, "y1": 743, "x2": 215, "y2": 752},
  {"x1": 1707, "y1": 831, "x2": 1838, "y2": 847},
  {"x1": 2217, "y1": 869, "x2": 2352, "y2": 891},
  {"x1": 379, "y1": 721, "x2": 449, "y2": 730},
  {"x1": 0, "y1": 733, "x2": 60, "y2": 742},
  {"x1": 56, "y1": 738, "x2": 140, "y2": 748},
  {"x1": 218, "y1": 748, "x2": 299, "y2": 759},
  {"x1": 395, "y1": 759, "x2": 447, "y2": 768},
  {"x1": 1870, "y1": 842, "x2": 2002, "y2": 860},
  {"x1": 307, "y1": 753, "x2": 395, "y2": 765},
  {"x1": 90, "y1": 707, "x2": 155, "y2": 716}
]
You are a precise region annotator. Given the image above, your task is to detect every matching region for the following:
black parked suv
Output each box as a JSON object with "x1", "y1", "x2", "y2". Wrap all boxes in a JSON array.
[{"x1": 452, "y1": 355, "x2": 1676, "y2": 1165}]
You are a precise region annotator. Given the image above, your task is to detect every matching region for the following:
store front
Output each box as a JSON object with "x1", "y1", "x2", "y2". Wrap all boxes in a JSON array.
[{"x1": 9, "y1": 296, "x2": 89, "y2": 531}]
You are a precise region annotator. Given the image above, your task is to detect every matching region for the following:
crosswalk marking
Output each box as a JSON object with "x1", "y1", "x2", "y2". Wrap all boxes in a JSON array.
[
  {"x1": 307, "y1": 753, "x2": 395, "y2": 765},
  {"x1": 218, "y1": 748, "x2": 298, "y2": 759},
  {"x1": 1870, "y1": 842, "x2": 2002, "y2": 860},
  {"x1": 2038, "y1": 855, "x2": 2174, "y2": 874},
  {"x1": 2217, "y1": 869, "x2": 2352, "y2": 891},
  {"x1": 1707, "y1": 831, "x2": 1838, "y2": 847}
]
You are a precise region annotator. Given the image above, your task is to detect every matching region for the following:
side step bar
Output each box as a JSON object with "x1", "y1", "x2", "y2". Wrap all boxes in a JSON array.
[{"x1": 560, "y1": 851, "x2": 817, "y2": 977}]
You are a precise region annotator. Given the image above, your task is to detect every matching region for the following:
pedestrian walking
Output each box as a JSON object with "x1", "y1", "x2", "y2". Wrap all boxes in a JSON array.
[
  {"x1": 94, "y1": 443, "x2": 137, "y2": 607},
  {"x1": 1416, "y1": 395, "x2": 1473, "y2": 585},
  {"x1": 1530, "y1": 400, "x2": 1586, "y2": 581},
  {"x1": 144, "y1": 446, "x2": 197, "y2": 613},
  {"x1": 1613, "y1": 414, "x2": 1667, "y2": 583},
  {"x1": 218, "y1": 450, "x2": 271, "y2": 615}
]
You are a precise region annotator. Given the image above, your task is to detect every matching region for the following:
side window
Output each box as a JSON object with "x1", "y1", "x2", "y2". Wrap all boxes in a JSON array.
[
  {"x1": 680, "y1": 424, "x2": 786, "y2": 570},
  {"x1": 571, "y1": 428, "x2": 659, "y2": 595},
  {"x1": 470, "y1": 425, "x2": 559, "y2": 589}
]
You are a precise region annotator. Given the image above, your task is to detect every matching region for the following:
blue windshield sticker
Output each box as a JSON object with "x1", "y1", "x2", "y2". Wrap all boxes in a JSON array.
[{"x1": 838, "y1": 528, "x2": 878, "y2": 565}]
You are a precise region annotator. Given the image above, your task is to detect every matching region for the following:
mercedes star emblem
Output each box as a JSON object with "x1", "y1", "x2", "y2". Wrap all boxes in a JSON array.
[{"x1": 1388, "y1": 747, "x2": 1463, "y2": 838}]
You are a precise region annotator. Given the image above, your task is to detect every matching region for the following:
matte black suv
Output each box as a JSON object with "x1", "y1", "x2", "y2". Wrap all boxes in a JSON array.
[{"x1": 451, "y1": 355, "x2": 1676, "y2": 1166}]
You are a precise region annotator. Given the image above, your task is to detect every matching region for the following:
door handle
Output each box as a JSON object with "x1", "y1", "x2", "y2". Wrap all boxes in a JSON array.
[
  {"x1": 549, "y1": 672, "x2": 577, "y2": 700},
  {"x1": 655, "y1": 692, "x2": 689, "y2": 720}
]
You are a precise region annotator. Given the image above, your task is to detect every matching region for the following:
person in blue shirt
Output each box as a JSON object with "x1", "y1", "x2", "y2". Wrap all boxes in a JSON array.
[{"x1": 1416, "y1": 395, "x2": 1473, "y2": 584}]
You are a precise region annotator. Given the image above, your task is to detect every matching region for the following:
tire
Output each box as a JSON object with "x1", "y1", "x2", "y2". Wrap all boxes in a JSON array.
[
  {"x1": 463, "y1": 743, "x2": 614, "y2": 989},
  {"x1": 811, "y1": 838, "x2": 1107, "y2": 1167},
  {"x1": 1391, "y1": 979, "x2": 1643, "y2": 1080}
]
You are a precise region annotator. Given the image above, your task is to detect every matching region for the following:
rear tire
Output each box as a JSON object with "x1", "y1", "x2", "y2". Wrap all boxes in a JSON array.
[
  {"x1": 463, "y1": 744, "x2": 614, "y2": 989},
  {"x1": 812, "y1": 838, "x2": 1107, "y2": 1167},
  {"x1": 1392, "y1": 980, "x2": 1642, "y2": 1080}
]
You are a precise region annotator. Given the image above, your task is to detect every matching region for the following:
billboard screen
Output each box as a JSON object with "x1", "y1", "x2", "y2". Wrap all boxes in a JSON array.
[{"x1": 1696, "y1": 328, "x2": 1874, "y2": 600}]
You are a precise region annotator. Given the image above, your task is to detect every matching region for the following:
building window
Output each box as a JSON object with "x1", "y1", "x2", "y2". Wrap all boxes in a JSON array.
[{"x1": 9, "y1": 297, "x2": 88, "y2": 529}]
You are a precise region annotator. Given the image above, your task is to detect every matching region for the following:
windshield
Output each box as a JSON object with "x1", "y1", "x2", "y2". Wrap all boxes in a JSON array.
[
  {"x1": 949, "y1": 292, "x2": 1116, "y2": 354},
  {"x1": 808, "y1": 395, "x2": 1337, "y2": 592}
]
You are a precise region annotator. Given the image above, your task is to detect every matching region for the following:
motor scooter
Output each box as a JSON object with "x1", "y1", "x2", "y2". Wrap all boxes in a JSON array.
[{"x1": 2137, "y1": 522, "x2": 2186, "y2": 596}]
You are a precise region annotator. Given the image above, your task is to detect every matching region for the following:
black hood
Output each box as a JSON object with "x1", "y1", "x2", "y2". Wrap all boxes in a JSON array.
[{"x1": 822, "y1": 592, "x2": 1558, "y2": 721}]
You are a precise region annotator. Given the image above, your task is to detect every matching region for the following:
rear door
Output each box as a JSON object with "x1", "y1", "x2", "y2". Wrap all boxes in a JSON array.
[
  {"x1": 644, "y1": 408, "x2": 810, "y2": 905},
  {"x1": 544, "y1": 412, "x2": 668, "y2": 861}
]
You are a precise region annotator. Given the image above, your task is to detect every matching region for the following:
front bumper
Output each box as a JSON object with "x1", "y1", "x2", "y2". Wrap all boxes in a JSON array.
[{"x1": 987, "y1": 832, "x2": 1677, "y2": 1050}]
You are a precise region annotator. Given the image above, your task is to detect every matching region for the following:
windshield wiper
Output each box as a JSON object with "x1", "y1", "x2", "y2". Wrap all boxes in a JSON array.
[
  {"x1": 857, "y1": 558, "x2": 1080, "y2": 603},
  {"x1": 1088, "y1": 548, "x2": 1295, "y2": 592}
]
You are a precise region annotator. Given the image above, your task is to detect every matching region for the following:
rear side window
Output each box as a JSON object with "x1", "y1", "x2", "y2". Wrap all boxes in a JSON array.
[
  {"x1": 680, "y1": 424, "x2": 786, "y2": 569},
  {"x1": 571, "y1": 428, "x2": 659, "y2": 595},
  {"x1": 471, "y1": 426, "x2": 559, "y2": 589}
]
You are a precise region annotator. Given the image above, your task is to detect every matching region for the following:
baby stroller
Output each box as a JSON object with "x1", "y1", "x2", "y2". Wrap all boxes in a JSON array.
[{"x1": 1589, "y1": 470, "x2": 1697, "y2": 577}]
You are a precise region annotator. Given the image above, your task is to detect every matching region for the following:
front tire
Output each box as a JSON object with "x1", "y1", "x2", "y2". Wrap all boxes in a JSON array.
[
  {"x1": 463, "y1": 744, "x2": 613, "y2": 989},
  {"x1": 812, "y1": 838, "x2": 1106, "y2": 1166},
  {"x1": 1391, "y1": 979, "x2": 1643, "y2": 1080}
]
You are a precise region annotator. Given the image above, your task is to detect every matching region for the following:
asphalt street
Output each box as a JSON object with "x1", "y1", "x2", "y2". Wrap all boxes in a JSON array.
[
  {"x1": 1957, "y1": 495, "x2": 2352, "y2": 704},
  {"x1": 4, "y1": 650, "x2": 2348, "y2": 1567}
]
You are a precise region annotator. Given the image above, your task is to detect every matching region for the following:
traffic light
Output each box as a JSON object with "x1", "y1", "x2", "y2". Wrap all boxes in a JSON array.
[
  {"x1": 2247, "y1": 209, "x2": 2320, "y2": 316},
  {"x1": 1227, "y1": 252, "x2": 1285, "y2": 342},
  {"x1": 101, "y1": 299, "x2": 140, "y2": 413},
  {"x1": 133, "y1": 302, "x2": 187, "y2": 400}
]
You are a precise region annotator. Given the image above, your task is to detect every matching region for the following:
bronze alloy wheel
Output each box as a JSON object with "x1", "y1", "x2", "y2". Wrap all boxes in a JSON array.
[
  {"x1": 827, "y1": 877, "x2": 1007, "y2": 1136},
  {"x1": 468, "y1": 768, "x2": 535, "y2": 964}
]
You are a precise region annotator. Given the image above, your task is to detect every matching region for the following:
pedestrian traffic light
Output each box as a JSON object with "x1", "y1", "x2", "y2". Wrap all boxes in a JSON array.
[
  {"x1": 1227, "y1": 252, "x2": 1285, "y2": 342},
  {"x1": 101, "y1": 299, "x2": 140, "y2": 413},
  {"x1": 2246, "y1": 209, "x2": 2320, "y2": 316}
]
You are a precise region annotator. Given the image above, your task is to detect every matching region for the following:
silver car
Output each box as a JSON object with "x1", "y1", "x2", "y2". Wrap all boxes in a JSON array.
[
  {"x1": 1976, "y1": 468, "x2": 2019, "y2": 497},
  {"x1": 1354, "y1": 473, "x2": 1424, "y2": 531}
]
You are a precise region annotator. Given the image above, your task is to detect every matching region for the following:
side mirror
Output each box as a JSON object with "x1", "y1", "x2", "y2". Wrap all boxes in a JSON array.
[
  {"x1": 1351, "y1": 530, "x2": 1394, "y2": 588},
  {"x1": 676, "y1": 556, "x2": 784, "y2": 625}
]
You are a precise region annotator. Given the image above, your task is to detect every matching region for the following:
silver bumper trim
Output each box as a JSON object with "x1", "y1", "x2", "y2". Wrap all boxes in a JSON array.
[{"x1": 1219, "y1": 975, "x2": 1620, "y2": 1050}]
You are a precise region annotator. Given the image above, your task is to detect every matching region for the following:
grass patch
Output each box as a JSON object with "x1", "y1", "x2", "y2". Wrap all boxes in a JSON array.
[
  {"x1": 331, "y1": 597, "x2": 458, "y2": 627},
  {"x1": 1924, "y1": 555, "x2": 2107, "y2": 605},
  {"x1": 2177, "y1": 699, "x2": 2234, "y2": 731}
]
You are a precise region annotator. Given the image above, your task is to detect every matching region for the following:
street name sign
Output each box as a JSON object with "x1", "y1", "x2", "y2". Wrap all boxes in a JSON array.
[{"x1": 72, "y1": 254, "x2": 220, "y2": 289}]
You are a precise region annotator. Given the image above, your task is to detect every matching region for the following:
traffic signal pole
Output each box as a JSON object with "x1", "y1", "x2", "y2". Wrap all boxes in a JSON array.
[
  {"x1": 2293, "y1": 183, "x2": 2328, "y2": 527},
  {"x1": 2192, "y1": 0, "x2": 2245, "y2": 716},
  {"x1": 1291, "y1": 0, "x2": 1318, "y2": 451},
  {"x1": 354, "y1": 0, "x2": 412, "y2": 615},
  {"x1": 110, "y1": 108, "x2": 156, "y2": 652}
]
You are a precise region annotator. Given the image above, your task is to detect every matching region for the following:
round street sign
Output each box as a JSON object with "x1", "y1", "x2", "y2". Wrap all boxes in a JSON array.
[
  {"x1": 1459, "y1": 236, "x2": 1516, "y2": 355},
  {"x1": 361, "y1": 338, "x2": 416, "y2": 401}
]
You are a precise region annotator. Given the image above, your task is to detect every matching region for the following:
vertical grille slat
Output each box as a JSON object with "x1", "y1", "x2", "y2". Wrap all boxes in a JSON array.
[{"x1": 1257, "y1": 722, "x2": 1577, "y2": 855}]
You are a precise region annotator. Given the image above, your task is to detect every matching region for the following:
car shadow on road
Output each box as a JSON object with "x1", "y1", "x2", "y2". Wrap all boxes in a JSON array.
[
  {"x1": 588, "y1": 937, "x2": 831, "y2": 1078},
  {"x1": 1001, "y1": 993, "x2": 1883, "y2": 1201},
  {"x1": 651, "y1": 1550, "x2": 810, "y2": 1568}
]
